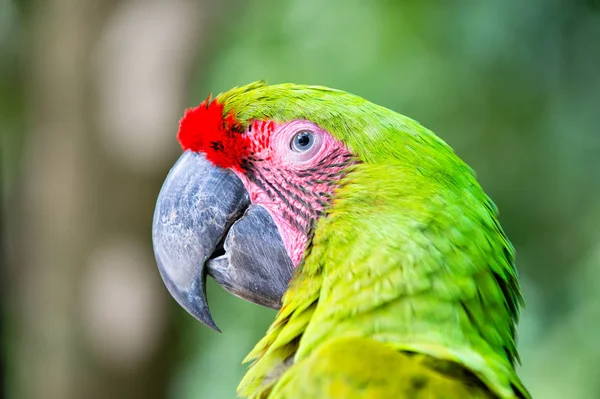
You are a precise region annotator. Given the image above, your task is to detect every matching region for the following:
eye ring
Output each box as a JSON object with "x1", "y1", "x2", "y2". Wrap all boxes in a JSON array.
[{"x1": 290, "y1": 130, "x2": 314, "y2": 152}]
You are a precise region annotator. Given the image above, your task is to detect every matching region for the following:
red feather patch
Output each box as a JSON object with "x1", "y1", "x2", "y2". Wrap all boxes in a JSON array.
[{"x1": 177, "y1": 97, "x2": 249, "y2": 171}]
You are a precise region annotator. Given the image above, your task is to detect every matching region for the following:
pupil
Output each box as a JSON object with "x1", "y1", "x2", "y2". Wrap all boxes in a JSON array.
[{"x1": 297, "y1": 133, "x2": 310, "y2": 147}]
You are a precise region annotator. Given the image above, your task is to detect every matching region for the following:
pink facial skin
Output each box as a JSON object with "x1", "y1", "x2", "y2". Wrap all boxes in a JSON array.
[{"x1": 232, "y1": 120, "x2": 354, "y2": 267}]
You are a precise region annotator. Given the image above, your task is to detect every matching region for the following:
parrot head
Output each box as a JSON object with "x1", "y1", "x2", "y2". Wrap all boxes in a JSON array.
[{"x1": 152, "y1": 82, "x2": 369, "y2": 330}]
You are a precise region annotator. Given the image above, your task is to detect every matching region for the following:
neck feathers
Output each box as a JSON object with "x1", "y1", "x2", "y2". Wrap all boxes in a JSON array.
[{"x1": 238, "y1": 161, "x2": 525, "y2": 398}]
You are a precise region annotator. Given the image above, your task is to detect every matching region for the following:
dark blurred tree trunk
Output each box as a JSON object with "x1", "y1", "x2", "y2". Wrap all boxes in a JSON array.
[
  {"x1": 9, "y1": 0, "x2": 218, "y2": 398},
  {"x1": 14, "y1": 0, "x2": 95, "y2": 397}
]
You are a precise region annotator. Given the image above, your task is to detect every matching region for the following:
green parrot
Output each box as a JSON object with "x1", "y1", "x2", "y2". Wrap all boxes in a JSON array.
[{"x1": 152, "y1": 81, "x2": 530, "y2": 398}]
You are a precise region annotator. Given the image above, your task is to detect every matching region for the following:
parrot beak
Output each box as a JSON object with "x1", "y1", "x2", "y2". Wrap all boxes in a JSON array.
[{"x1": 152, "y1": 151, "x2": 294, "y2": 331}]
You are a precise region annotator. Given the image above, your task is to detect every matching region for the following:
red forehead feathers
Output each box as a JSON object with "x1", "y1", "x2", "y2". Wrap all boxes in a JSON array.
[{"x1": 177, "y1": 97, "x2": 249, "y2": 171}]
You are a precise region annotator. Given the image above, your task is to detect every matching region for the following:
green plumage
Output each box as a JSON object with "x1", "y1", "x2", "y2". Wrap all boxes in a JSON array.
[{"x1": 215, "y1": 82, "x2": 529, "y2": 399}]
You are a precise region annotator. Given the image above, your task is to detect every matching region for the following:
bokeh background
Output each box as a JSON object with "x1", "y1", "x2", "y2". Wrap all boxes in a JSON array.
[{"x1": 2, "y1": 0, "x2": 600, "y2": 398}]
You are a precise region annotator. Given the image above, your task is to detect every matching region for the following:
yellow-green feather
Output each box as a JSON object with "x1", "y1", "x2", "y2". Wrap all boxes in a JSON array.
[
  {"x1": 214, "y1": 82, "x2": 529, "y2": 399},
  {"x1": 271, "y1": 337, "x2": 497, "y2": 399}
]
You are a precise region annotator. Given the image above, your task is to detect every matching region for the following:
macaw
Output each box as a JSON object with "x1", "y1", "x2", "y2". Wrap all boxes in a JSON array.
[{"x1": 152, "y1": 81, "x2": 530, "y2": 398}]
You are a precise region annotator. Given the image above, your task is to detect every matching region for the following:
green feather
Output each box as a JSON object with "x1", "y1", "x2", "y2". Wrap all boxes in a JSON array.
[{"x1": 214, "y1": 82, "x2": 529, "y2": 399}]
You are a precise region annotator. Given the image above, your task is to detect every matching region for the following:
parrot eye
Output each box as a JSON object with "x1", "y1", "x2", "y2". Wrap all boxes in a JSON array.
[{"x1": 291, "y1": 130, "x2": 314, "y2": 152}]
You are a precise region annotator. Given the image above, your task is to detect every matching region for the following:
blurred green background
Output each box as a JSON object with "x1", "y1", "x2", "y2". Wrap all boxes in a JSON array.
[{"x1": 2, "y1": 0, "x2": 600, "y2": 398}]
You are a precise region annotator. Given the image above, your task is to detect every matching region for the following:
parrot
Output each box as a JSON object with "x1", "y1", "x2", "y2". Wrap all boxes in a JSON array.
[{"x1": 152, "y1": 81, "x2": 530, "y2": 399}]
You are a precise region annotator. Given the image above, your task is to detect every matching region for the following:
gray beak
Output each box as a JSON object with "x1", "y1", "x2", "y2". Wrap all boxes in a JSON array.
[{"x1": 152, "y1": 151, "x2": 294, "y2": 331}]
